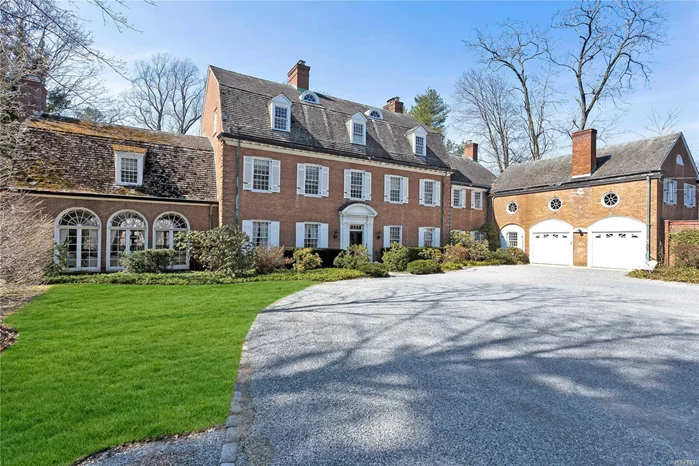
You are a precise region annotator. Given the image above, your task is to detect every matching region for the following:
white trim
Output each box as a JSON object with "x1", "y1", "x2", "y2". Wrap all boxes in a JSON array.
[
  {"x1": 114, "y1": 151, "x2": 144, "y2": 186},
  {"x1": 529, "y1": 219, "x2": 574, "y2": 267},
  {"x1": 339, "y1": 203, "x2": 377, "y2": 258},
  {"x1": 270, "y1": 94, "x2": 291, "y2": 132},
  {"x1": 152, "y1": 211, "x2": 190, "y2": 270},
  {"x1": 345, "y1": 169, "x2": 370, "y2": 201},
  {"x1": 601, "y1": 191, "x2": 620, "y2": 208},
  {"x1": 26, "y1": 192, "x2": 216, "y2": 206},
  {"x1": 407, "y1": 126, "x2": 428, "y2": 157},
  {"x1": 244, "y1": 156, "x2": 278, "y2": 193},
  {"x1": 419, "y1": 179, "x2": 440, "y2": 207},
  {"x1": 571, "y1": 173, "x2": 591, "y2": 179},
  {"x1": 54, "y1": 207, "x2": 102, "y2": 273},
  {"x1": 471, "y1": 190, "x2": 483, "y2": 210},
  {"x1": 299, "y1": 91, "x2": 320, "y2": 104},
  {"x1": 106, "y1": 210, "x2": 148, "y2": 271},
  {"x1": 547, "y1": 197, "x2": 563, "y2": 212},
  {"x1": 347, "y1": 112, "x2": 367, "y2": 146},
  {"x1": 451, "y1": 186, "x2": 466, "y2": 209},
  {"x1": 684, "y1": 183, "x2": 697, "y2": 208},
  {"x1": 365, "y1": 108, "x2": 384, "y2": 120},
  {"x1": 506, "y1": 201, "x2": 518, "y2": 214},
  {"x1": 587, "y1": 216, "x2": 648, "y2": 270},
  {"x1": 658, "y1": 133, "x2": 698, "y2": 180},
  {"x1": 500, "y1": 224, "x2": 525, "y2": 251},
  {"x1": 384, "y1": 174, "x2": 407, "y2": 204}
]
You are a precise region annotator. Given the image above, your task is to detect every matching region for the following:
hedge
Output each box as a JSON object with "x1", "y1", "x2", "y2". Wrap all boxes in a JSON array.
[
  {"x1": 407, "y1": 259, "x2": 442, "y2": 275},
  {"x1": 283, "y1": 248, "x2": 344, "y2": 268}
]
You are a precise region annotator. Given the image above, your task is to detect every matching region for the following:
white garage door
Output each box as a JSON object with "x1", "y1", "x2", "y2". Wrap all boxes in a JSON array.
[
  {"x1": 530, "y1": 220, "x2": 573, "y2": 266},
  {"x1": 589, "y1": 217, "x2": 646, "y2": 270}
]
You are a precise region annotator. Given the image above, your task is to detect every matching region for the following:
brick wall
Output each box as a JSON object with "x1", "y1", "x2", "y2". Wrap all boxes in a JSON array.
[
  {"x1": 31, "y1": 194, "x2": 216, "y2": 271},
  {"x1": 664, "y1": 220, "x2": 699, "y2": 266}
]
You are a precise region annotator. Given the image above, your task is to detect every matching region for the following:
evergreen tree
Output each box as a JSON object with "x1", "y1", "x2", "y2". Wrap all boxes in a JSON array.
[{"x1": 408, "y1": 88, "x2": 449, "y2": 135}]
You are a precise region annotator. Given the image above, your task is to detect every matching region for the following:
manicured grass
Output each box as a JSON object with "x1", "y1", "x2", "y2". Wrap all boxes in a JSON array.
[
  {"x1": 628, "y1": 267, "x2": 699, "y2": 284},
  {"x1": 0, "y1": 282, "x2": 311, "y2": 466}
]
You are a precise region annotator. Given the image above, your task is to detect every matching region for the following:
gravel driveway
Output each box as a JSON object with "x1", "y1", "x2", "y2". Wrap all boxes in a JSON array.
[{"x1": 239, "y1": 265, "x2": 699, "y2": 466}]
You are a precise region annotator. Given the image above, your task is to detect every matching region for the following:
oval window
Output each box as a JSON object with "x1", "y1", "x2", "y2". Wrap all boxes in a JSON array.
[{"x1": 601, "y1": 192, "x2": 620, "y2": 207}]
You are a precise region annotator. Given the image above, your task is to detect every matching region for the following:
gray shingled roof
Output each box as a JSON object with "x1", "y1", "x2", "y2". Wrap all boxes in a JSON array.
[
  {"x1": 11, "y1": 115, "x2": 217, "y2": 201},
  {"x1": 492, "y1": 133, "x2": 683, "y2": 193},
  {"x1": 211, "y1": 66, "x2": 455, "y2": 171},
  {"x1": 437, "y1": 153, "x2": 497, "y2": 188}
]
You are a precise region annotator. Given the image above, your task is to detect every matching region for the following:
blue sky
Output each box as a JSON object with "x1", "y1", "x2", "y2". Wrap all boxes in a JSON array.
[{"x1": 79, "y1": 1, "x2": 698, "y2": 160}]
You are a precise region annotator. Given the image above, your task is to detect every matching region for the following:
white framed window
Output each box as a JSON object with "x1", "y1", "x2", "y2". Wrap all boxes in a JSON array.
[
  {"x1": 471, "y1": 190, "x2": 483, "y2": 210},
  {"x1": 243, "y1": 156, "x2": 281, "y2": 193},
  {"x1": 601, "y1": 192, "x2": 620, "y2": 208},
  {"x1": 384, "y1": 175, "x2": 408, "y2": 204},
  {"x1": 684, "y1": 183, "x2": 696, "y2": 208},
  {"x1": 242, "y1": 220, "x2": 280, "y2": 247},
  {"x1": 55, "y1": 208, "x2": 101, "y2": 272},
  {"x1": 419, "y1": 179, "x2": 440, "y2": 207},
  {"x1": 297, "y1": 163, "x2": 329, "y2": 197},
  {"x1": 365, "y1": 108, "x2": 383, "y2": 119},
  {"x1": 153, "y1": 212, "x2": 189, "y2": 269},
  {"x1": 115, "y1": 152, "x2": 144, "y2": 186},
  {"x1": 506, "y1": 201, "x2": 518, "y2": 214},
  {"x1": 108, "y1": 210, "x2": 147, "y2": 270},
  {"x1": 295, "y1": 222, "x2": 328, "y2": 248},
  {"x1": 415, "y1": 135, "x2": 425, "y2": 156},
  {"x1": 213, "y1": 109, "x2": 218, "y2": 134},
  {"x1": 418, "y1": 227, "x2": 440, "y2": 247},
  {"x1": 408, "y1": 126, "x2": 428, "y2": 157},
  {"x1": 663, "y1": 179, "x2": 677, "y2": 205},
  {"x1": 383, "y1": 225, "x2": 403, "y2": 247},
  {"x1": 470, "y1": 230, "x2": 485, "y2": 241},
  {"x1": 451, "y1": 187, "x2": 466, "y2": 208},
  {"x1": 548, "y1": 197, "x2": 562, "y2": 211},
  {"x1": 507, "y1": 231, "x2": 519, "y2": 248},
  {"x1": 344, "y1": 169, "x2": 371, "y2": 200},
  {"x1": 269, "y1": 94, "x2": 291, "y2": 132},
  {"x1": 300, "y1": 91, "x2": 319, "y2": 104},
  {"x1": 347, "y1": 112, "x2": 367, "y2": 145},
  {"x1": 676, "y1": 154, "x2": 684, "y2": 166}
]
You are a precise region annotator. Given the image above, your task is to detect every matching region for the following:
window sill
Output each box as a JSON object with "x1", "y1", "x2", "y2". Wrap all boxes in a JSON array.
[
  {"x1": 251, "y1": 189, "x2": 275, "y2": 193},
  {"x1": 116, "y1": 182, "x2": 141, "y2": 187},
  {"x1": 301, "y1": 193, "x2": 323, "y2": 198},
  {"x1": 347, "y1": 197, "x2": 367, "y2": 201},
  {"x1": 386, "y1": 200, "x2": 405, "y2": 204},
  {"x1": 272, "y1": 128, "x2": 290, "y2": 133}
]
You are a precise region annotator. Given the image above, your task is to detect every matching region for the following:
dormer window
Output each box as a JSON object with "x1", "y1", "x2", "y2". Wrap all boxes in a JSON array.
[
  {"x1": 269, "y1": 94, "x2": 291, "y2": 132},
  {"x1": 347, "y1": 112, "x2": 367, "y2": 145},
  {"x1": 407, "y1": 126, "x2": 428, "y2": 157},
  {"x1": 300, "y1": 91, "x2": 319, "y2": 104},
  {"x1": 365, "y1": 108, "x2": 383, "y2": 120},
  {"x1": 114, "y1": 150, "x2": 144, "y2": 186}
]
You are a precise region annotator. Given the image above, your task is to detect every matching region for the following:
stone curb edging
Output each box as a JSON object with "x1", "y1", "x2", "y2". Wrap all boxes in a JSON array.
[{"x1": 219, "y1": 389, "x2": 242, "y2": 465}]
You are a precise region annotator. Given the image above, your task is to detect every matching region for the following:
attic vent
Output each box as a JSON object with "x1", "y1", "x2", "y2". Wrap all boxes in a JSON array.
[{"x1": 300, "y1": 91, "x2": 319, "y2": 104}]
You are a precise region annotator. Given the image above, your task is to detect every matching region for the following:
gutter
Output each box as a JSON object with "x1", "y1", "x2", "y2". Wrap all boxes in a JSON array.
[
  {"x1": 7, "y1": 187, "x2": 218, "y2": 205},
  {"x1": 441, "y1": 174, "x2": 446, "y2": 245},
  {"x1": 492, "y1": 171, "x2": 664, "y2": 197},
  {"x1": 646, "y1": 175, "x2": 651, "y2": 261},
  {"x1": 235, "y1": 139, "x2": 241, "y2": 225}
]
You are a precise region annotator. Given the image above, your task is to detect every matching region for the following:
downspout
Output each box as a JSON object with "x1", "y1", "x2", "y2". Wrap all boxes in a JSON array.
[
  {"x1": 235, "y1": 139, "x2": 241, "y2": 225},
  {"x1": 441, "y1": 173, "x2": 447, "y2": 245},
  {"x1": 646, "y1": 175, "x2": 651, "y2": 262}
]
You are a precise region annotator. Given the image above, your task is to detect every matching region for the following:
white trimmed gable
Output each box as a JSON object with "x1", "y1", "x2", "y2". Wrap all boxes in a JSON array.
[
  {"x1": 407, "y1": 126, "x2": 428, "y2": 157},
  {"x1": 347, "y1": 112, "x2": 367, "y2": 145},
  {"x1": 269, "y1": 94, "x2": 292, "y2": 132},
  {"x1": 365, "y1": 108, "x2": 383, "y2": 120},
  {"x1": 299, "y1": 90, "x2": 320, "y2": 104}
]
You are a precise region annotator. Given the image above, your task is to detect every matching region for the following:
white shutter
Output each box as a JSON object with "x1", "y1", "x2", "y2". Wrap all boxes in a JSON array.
[
  {"x1": 269, "y1": 221, "x2": 280, "y2": 247},
  {"x1": 684, "y1": 184, "x2": 689, "y2": 207},
  {"x1": 384, "y1": 175, "x2": 391, "y2": 202},
  {"x1": 663, "y1": 179, "x2": 669, "y2": 204},
  {"x1": 672, "y1": 180, "x2": 678, "y2": 204},
  {"x1": 402, "y1": 177, "x2": 409, "y2": 203},
  {"x1": 451, "y1": 188, "x2": 456, "y2": 208},
  {"x1": 418, "y1": 227, "x2": 425, "y2": 247},
  {"x1": 418, "y1": 180, "x2": 425, "y2": 205},
  {"x1": 295, "y1": 222, "x2": 305, "y2": 248},
  {"x1": 344, "y1": 169, "x2": 351, "y2": 198},
  {"x1": 242, "y1": 220, "x2": 253, "y2": 241},
  {"x1": 319, "y1": 223, "x2": 329, "y2": 248},
  {"x1": 383, "y1": 226, "x2": 391, "y2": 248},
  {"x1": 364, "y1": 172, "x2": 372, "y2": 200},
  {"x1": 470, "y1": 190, "x2": 475, "y2": 209},
  {"x1": 434, "y1": 228, "x2": 441, "y2": 247},
  {"x1": 296, "y1": 163, "x2": 306, "y2": 195},
  {"x1": 271, "y1": 160, "x2": 281, "y2": 193},
  {"x1": 321, "y1": 166, "x2": 330, "y2": 197},
  {"x1": 434, "y1": 182, "x2": 441, "y2": 207},
  {"x1": 243, "y1": 157, "x2": 254, "y2": 191}
]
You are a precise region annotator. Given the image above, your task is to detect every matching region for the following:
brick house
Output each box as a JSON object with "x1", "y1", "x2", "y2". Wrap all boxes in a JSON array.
[
  {"x1": 7, "y1": 62, "x2": 494, "y2": 271},
  {"x1": 492, "y1": 129, "x2": 698, "y2": 269}
]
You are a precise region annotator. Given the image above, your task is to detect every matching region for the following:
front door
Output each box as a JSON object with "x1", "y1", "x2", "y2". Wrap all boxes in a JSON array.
[{"x1": 349, "y1": 224, "x2": 364, "y2": 247}]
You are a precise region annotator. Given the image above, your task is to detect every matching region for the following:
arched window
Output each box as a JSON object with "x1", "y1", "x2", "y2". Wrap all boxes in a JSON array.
[
  {"x1": 108, "y1": 211, "x2": 147, "y2": 270},
  {"x1": 676, "y1": 154, "x2": 684, "y2": 166},
  {"x1": 56, "y1": 209, "x2": 101, "y2": 272},
  {"x1": 154, "y1": 212, "x2": 189, "y2": 269}
]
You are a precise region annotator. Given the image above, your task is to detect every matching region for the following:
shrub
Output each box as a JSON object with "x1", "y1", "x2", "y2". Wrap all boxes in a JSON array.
[
  {"x1": 490, "y1": 247, "x2": 529, "y2": 265},
  {"x1": 479, "y1": 224, "x2": 500, "y2": 251},
  {"x1": 253, "y1": 246, "x2": 286, "y2": 273},
  {"x1": 292, "y1": 248, "x2": 323, "y2": 272},
  {"x1": 333, "y1": 244, "x2": 370, "y2": 269},
  {"x1": 357, "y1": 262, "x2": 389, "y2": 277},
  {"x1": 449, "y1": 232, "x2": 491, "y2": 261},
  {"x1": 671, "y1": 229, "x2": 699, "y2": 245},
  {"x1": 440, "y1": 262, "x2": 462, "y2": 272},
  {"x1": 442, "y1": 245, "x2": 468, "y2": 264},
  {"x1": 407, "y1": 259, "x2": 442, "y2": 275},
  {"x1": 381, "y1": 243, "x2": 413, "y2": 272},
  {"x1": 463, "y1": 259, "x2": 507, "y2": 267},
  {"x1": 176, "y1": 225, "x2": 254, "y2": 276},
  {"x1": 419, "y1": 247, "x2": 443, "y2": 263},
  {"x1": 283, "y1": 248, "x2": 343, "y2": 268},
  {"x1": 674, "y1": 244, "x2": 699, "y2": 268},
  {"x1": 121, "y1": 249, "x2": 175, "y2": 273}
]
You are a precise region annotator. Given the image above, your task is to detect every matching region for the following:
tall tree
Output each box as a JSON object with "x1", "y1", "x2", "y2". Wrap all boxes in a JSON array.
[
  {"x1": 122, "y1": 53, "x2": 204, "y2": 134},
  {"x1": 644, "y1": 107, "x2": 682, "y2": 136},
  {"x1": 444, "y1": 139, "x2": 464, "y2": 157},
  {"x1": 408, "y1": 88, "x2": 449, "y2": 135},
  {"x1": 551, "y1": 0, "x2": 667, "y2": 131},
  {"x1": 465, "y1": 22, "x2": 553, "y2": 160}
]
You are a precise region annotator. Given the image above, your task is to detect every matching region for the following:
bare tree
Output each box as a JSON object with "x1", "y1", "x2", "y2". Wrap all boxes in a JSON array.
[
  {"x1": 551, "y1": 0, "x2": 667, "y2": 131},
  {"x1": 122, "y1": 53, "x2": 204, "y2": 134},
  {"x1": 453, "y1": 70, "x2": 528, "y2": 172},
  {"x1": 644, "y1": 107, "x2": 682, "y2": 136},
  {"x1": 465, "y1": 22, "x2": 554, "y2": 160}
]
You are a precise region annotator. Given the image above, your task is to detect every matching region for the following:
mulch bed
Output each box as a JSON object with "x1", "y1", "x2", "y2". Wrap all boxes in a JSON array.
[{"x1": 1, "y1": 324, "x2": 19, "y2": 352}]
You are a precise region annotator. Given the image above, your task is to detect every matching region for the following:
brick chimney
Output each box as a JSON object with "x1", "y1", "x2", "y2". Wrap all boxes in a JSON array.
[
  {"x1": 18, "y1": 74, "x2": 47, "y2": 120},
  {"x1": 464, "y1": 140, "x2": 478, "y2": 162},
  {"x1": 383, "y1": 97, "x2": 404, "y2": 114},
  {"x1": 571, "y1": 128, "x2": 597, "y2": 177},
  {"x1": 287, "y1": 60, "x2": 310, "y2": 91}
]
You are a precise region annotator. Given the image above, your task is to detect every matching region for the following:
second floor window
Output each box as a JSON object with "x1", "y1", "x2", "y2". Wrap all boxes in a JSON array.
[
  {"x1": 352, "y1": 123, "x2": 365, "y2": 144},
  {"x1": 305, "y1": 165, "x2": 320, "y2": 195},
  {"x1": 273, "y1": 106, "x2": 288, "y2": 131},
  {"x1": 420, "y1": 179, "x2": 440, "y2": 206},
  {"x1": 244, "y1": 156, "x2": 280, "y2": 193},
  {"x1": 415, "y1": 135, "x2": 425, "y2": 156},
  {"x1": 115, "y1": 152, "x2": 144, "y2": 186},
  {"x1": 663, "y1": 178, "x2": 678, "y2": 205},
  {"x1": 384, "y1": 175, "x2": 408, "y2": 203},
  {"x1": 471, "y1": 191, "x2": 483, "y2": 210},
  {"x1": 452, "y1": 188, "x2": 466, "y2": 208},
  {"x1": 297, "y1": 163, "x2": 329, "y2": 197},
  {"x1": 344, "y1": 169, "x2": 371, "y2": 200},
  {"x1": 253, "y1": 159, "x2": 270, "y2": 191},
  {"x1": 351, "y1": 171, "x2": 364, "y2": 198}
]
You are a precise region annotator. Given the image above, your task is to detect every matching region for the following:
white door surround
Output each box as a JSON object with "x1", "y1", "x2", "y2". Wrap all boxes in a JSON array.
[
  {"x1": 500, "y1": 224, "x2": 525, "y2": 251},
  {"x1": 529, "y1": 219, "x2": 574, "y2": 266},
  {"x1": 339, "y1": 203, "x2": 377, "y2": 258},
  {"x1": 588, "y1": 216, "x2": 647, "y2": 270}
]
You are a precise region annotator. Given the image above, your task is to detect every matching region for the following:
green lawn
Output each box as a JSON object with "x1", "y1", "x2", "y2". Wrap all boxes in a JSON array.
[{"x1": 0, "y1": 282, "x2": 311, "y2": 466}]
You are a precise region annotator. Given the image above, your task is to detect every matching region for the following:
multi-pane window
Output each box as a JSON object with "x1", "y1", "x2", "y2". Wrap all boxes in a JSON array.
[
  {"x1": 685, "y1": 183, "x2": 697, "y2": 208},
  {"x1": 253, "y1": 159, "x2": 271, "y2": 191},
  {"x1": 424, "y1": 181, "x2": 435, "y2": 205},
  {"x1": 452, "y1": 188, "x2": 465, "y2": 208},
  {"x1": 57, "y1": 209, "x2": 100, "y2": 271},
  {"x1": 305, "y1": 165, "x2": 320, "y2": 195},
  {"x1": 507, "y1": 232, "x2": 518, "y2": 248},
  {"x1": 273, "y1": 105, "x2": 288, "y2": 131},
  {"x1": 304, "y1": 223, "x2": 319, "y2": 248},
  {"x1": 389, "y1": 226, "x2": 402, "y2": 245},
  {"x1": 389, "y1": 176, "x2": 402, "y2": 202},
  {"x1": 350, "y1": 171, "x2": 364, "y2": 199},
  {"x1": 154, "y1": 213, "x2": 189, "y2": 268},
  {"x1": 120, "y1": 157, "x2": 139, "y2": 184},
  {"x1": 472, "y1": 191, "x2": 483, "y2": 210},
  {"x1": 352, "y1": 122, "x2": 364, "y2": 144},
  {"x1": 108, "y1": 211, "x2": 146, "y2": 269},
  {"x1": 415, "y1": 135, "x2": 425, "y2": 156},
  {"x1": 252, "y1": 221, "x2": 270, "y2": 247},
  {"x1": 424, "y1": 228, "x2": 434, "y2": 247}
]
